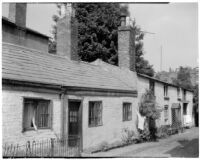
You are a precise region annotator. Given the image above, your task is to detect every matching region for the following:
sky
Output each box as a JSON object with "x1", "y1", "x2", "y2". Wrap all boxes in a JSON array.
[{"x1": 2, "y1": 3, "x2": 199, "y2": 72}]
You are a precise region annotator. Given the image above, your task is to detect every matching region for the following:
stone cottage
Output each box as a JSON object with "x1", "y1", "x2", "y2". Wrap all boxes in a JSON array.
[{"x1": 2, "y1": 3, "x2": 194, "y2": 153}]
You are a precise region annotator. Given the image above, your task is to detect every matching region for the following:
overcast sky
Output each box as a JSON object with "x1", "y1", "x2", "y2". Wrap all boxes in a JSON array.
[{"x1": 2, "y1": 3, "x2": 198, "y2": 72}]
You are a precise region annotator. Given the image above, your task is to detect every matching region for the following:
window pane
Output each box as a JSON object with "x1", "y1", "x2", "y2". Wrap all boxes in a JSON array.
[
  {"x1": 89, "y1": 101, "x2": 102, "y2": 127},
  {"x1": 123, "y1": 103, "x2": 132, "y2": 121},
  {"x1": 24, "y1": 101, "x2": 35, "y2": 129},
  {"x1": 37, "y1": 101, "x2": 49, "y2": 128}
]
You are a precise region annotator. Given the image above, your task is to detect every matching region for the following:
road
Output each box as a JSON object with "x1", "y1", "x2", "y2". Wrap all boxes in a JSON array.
[{"x1": 88, "y1": 127, "x2": 199, "y2": 158}]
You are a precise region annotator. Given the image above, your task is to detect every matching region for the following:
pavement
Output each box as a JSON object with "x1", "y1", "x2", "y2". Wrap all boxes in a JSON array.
[{"x1": 84, "y1": 127, "x2": 199, "y2": 158}]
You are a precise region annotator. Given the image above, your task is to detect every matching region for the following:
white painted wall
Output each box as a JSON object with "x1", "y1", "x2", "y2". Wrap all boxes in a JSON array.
[{"x1": 2, "y1": 89, "x2": 62, "y2": 145}]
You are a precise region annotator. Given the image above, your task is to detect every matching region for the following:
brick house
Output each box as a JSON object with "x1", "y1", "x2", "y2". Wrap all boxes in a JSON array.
[{"x1": 2, "y1": 3, "x2": 194, "y2": 153}]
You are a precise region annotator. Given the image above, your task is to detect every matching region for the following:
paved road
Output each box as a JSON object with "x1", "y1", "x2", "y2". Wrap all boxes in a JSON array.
[{"x1": 88, "y1": 127, "x2": 199, "y2": 158}]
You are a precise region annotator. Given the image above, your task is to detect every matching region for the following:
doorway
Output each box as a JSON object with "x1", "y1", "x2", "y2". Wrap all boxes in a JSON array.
[
  {"x1": 68, "y1": 100, "x2": 81, "y2": 147},
  {"x1": 171, "y1": 107, "x2": 181, "y2": 128}
]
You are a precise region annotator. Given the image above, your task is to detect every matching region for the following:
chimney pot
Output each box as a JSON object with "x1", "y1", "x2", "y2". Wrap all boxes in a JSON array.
[
  {"x1": 9, "y1": 3, "x2": 27, "y2": 27},
  {"x1": 118, "y1": 16, "x2": 136, "y2": 71}
]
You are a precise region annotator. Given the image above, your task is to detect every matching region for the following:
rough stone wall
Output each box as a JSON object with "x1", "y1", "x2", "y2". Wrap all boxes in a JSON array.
[{"x1": 2, "y1": 89, "x2": 62, "y2": 145}]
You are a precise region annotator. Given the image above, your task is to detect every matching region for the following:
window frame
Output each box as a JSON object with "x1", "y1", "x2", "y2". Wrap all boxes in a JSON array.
[
  {"x1": 149, "y1": 80, "x2": 155, "y2": 95},
  {"x1": 88, "y1": 101, "x2": 103, "y2": 127},
  {"x1": 164, "y1": 105, "x2": 169, "y2": 121},
  {"x1": 122, "y1": 102, "x2": 132, "y2": 121},
  {"x1": 22, "y1": 97, "x2": 52, "y2": 132}
]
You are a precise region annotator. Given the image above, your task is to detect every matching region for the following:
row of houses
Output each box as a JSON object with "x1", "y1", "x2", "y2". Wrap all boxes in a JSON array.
[{"x1": 2, "y1": 3, "x2": 194, "y2": 153}]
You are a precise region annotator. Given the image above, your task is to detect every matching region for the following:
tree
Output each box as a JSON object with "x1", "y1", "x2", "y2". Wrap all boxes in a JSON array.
[
  {"x1": 193, "y1": 84, "x2": 199, "y2": 126},
  {"x1": 50, "y1": 3, "x2": 155, "y2": 76},
  {"x1": 172, "y1": 66, "x2": 193, "y2": 90},
  {"x1": 139, "y1": 89, "x2": 161, "y2": 120},
  {"x1": 139, "y1": 89, "x2": 162, "y2": 141}
]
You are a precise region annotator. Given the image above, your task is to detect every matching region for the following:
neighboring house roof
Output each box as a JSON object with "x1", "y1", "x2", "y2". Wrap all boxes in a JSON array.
[
  {"x1": 138, "y1": 73, "x2": 193, "y2": 92},
  {"x1": 2, "y1": 43, "x2": 137, "y2": 93},
  {"x1": 2, "y1": 17, "x2": 49, "y2": 39}
]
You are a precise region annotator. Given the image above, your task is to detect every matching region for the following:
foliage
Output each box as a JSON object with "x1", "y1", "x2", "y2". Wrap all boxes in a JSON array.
[
  {"x1": 137, "y1": 126, "x2": 151, "y2": 143},
  {"x1": 50, "y1": 3, "x2": 155, "y2": 77},
  {"x1": 121, "y1": 128, "x2": 136, "y2": 144},
  {"x1": 156, "y1": 125, "x2": 170, "y2": 139},
  {"x1": 138, "y1": 89, "x2": 162, "y2": 141},
  {"x1": 172, "y1": 66, "x2": 193, "y2": 90},
  {"x1": 139, "y1": 89, "x2": 161, "y2": 120},
  {"x1": 193, "y1": 84, "x2": 199, "y2": 113}
]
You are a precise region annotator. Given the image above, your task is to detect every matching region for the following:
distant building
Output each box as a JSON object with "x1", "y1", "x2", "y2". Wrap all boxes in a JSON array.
[{"x1": 2, "y1": 3, "x2": 194, "y2": 154}]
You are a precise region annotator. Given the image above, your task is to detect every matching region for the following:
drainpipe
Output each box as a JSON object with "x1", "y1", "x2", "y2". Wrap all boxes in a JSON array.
[{"x1": 60, "y1": 87, "x2": 68, "y2": 140}]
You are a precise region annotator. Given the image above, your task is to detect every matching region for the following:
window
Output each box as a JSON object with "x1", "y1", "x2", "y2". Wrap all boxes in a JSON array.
[
  {"x1": 164, "y1": 105, "x2": 169, "y2": 121},
  {"x1": 164, "y1": 85, "x2": 168, "y2": 97},
  {"x1": 177, "y1": 87, "x2": 180, "y2": 97},
  {"x1": 89, "y1": 101, "x2": 102, "y2": 127},
  {"x1": 23, "y1": 98, "x2": 52, "y2": 131},
  {"x1": 183, "y1": 103, "x2": 187, "y2": 115},
  {"x1": 149, "y1": 80, "x2": 155, "y2": 95},
  {"x1": 183, "y1": 90, "x2": 186, "y2": 100},
  {"x1": 123, "y1": 103, "x2": 132, "y2": 121}
]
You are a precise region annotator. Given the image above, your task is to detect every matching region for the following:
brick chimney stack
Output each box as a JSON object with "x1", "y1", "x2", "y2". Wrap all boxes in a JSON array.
[
  {"x1": 57, "y1": 3, "x2": 79, "y2": 60},
  {"x1": 118, "y1": 15, "x2": 136, "y2": 71},
  {"x1": 9, "y1": 3, "x2": 27, "y2": 27}
]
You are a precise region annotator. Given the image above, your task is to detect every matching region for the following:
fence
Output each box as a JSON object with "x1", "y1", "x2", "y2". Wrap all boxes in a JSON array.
[{"x1": 3, "y1": 136, "x2": 81, "y2": 158}]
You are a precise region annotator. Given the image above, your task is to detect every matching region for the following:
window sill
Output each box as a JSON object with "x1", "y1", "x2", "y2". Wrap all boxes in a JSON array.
[
  {"x1": 123, "y1": 119, "x2": 132, "y2": 122},
  {"x1": 22, "y1": 127, "x2": 52, "y2": 132}
]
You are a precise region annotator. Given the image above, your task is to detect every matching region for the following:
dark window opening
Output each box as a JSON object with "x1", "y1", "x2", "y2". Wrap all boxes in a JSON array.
[
  {"x1": 149, "y1": 80, "x2": 155, "y2": 95},
  {"x1": 89, "y1": 101, "x2": 102, "y2": 127},
  {"x1": 177, "y1": 87, "x2": 180, "y2": 97},
  {"x1": 183, "y1": 103, "x2": 187, "y2": 115},
  {"x1": 164, "y1": 85, "x2": 168, "y2": 97},
  {"x1": 123, "y1": 103, "x2": 132, "y2": 121}
]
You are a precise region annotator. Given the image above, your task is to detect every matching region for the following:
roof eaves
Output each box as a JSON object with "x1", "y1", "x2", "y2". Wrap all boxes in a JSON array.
[{"x1": 137, "y1": 73, "x2": 193, "y2": 92}]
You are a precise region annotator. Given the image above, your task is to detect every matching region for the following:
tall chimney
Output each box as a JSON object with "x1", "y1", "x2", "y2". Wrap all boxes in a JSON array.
[
  {"x1": 57, "y1": 3, "x2": 79, "y2": 60},
  {"x1": 9, "y1": 3, "x2": 27, "y2": 27},
  {"x1": 118, "y1": 15, "x2": 136, "y2": 71}
]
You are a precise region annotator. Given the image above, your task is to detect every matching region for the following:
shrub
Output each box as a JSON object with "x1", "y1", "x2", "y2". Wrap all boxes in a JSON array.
[
  {"x1": 138, "y1": 89, "x2": 163, "y2": 141},
  {"x1": 156, "y1": 125, "x2": 171, "y2": 138},
  {"x1": 121, "y1": 128, "x2": 136, "y2": 144}
]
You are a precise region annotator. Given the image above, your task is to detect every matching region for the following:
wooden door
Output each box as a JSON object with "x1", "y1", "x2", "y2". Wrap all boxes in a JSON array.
[{"x1": 68, "y1": 101, "x2": 81, "y2": 146}]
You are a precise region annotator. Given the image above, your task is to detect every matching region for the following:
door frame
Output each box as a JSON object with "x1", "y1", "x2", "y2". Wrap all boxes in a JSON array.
[{"x1": 68, "y1": 99, "x2": 83, "y2": 151}]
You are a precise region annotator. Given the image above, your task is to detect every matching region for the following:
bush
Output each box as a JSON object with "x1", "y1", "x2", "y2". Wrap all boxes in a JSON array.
[
  {"x1": 138, "y1": 89, "x2": 162, "y2": 141},
  {"x1": 121, "y1": 128, "x2": 136, "y2": 144},
  {"x1": 156, "y1": 125, "x2": 170, "y2": 139}
]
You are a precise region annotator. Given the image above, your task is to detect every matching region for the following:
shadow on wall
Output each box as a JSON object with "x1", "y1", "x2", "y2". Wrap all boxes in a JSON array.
[{"x1": 164, "y1": 138, "x2": 199, "y2": 157}]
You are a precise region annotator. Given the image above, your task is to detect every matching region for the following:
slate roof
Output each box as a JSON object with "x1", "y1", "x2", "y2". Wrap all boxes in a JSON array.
[{"x1": 2, "y1": 43, "x2": 137, "y2": 92}]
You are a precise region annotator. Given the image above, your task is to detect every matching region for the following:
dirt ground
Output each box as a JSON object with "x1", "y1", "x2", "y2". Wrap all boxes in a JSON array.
[{"x1": 86, "y1": 127, "x2": 199, "y2": 158}]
